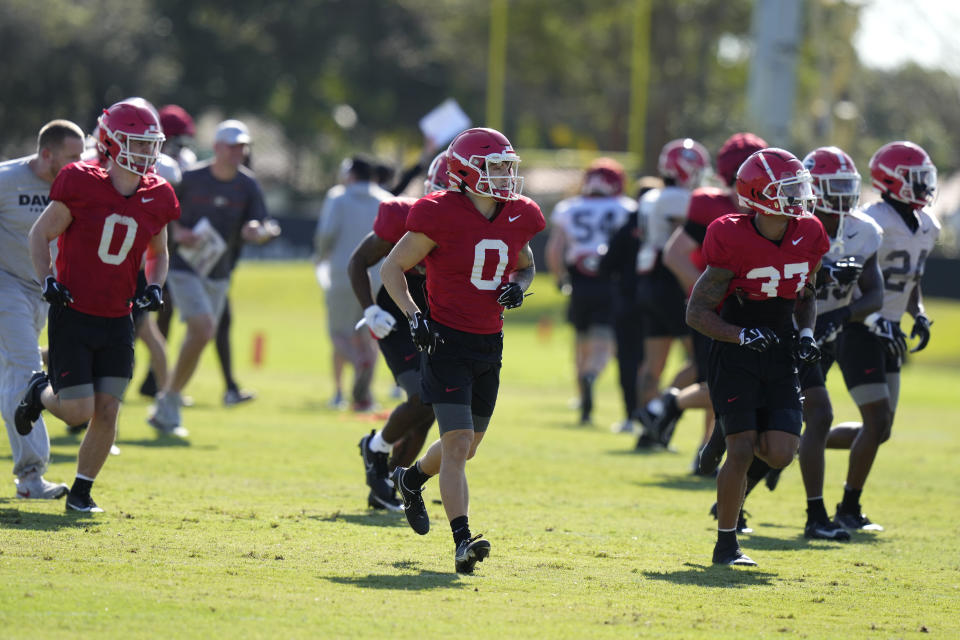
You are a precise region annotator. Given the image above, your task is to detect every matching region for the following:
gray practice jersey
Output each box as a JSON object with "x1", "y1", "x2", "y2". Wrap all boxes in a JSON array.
[
  {"x1": 550, "y1": 194, "x2": 635, "y2": 272},
  {"x1": 862, "y1": 200, "x2": 941, "y2": 322},
  {"x1": 314, "y1": 181, "x2": 392, "y2": 286},
  {"x1": 0, "y1": 155, "x2": 49, "y2": 287},
  {"x1": 637, "y1": 185, "x2": 690, "y2": 273},
  {"x1": 817, "y1": 210, "x2": 884, "y2": 315}
]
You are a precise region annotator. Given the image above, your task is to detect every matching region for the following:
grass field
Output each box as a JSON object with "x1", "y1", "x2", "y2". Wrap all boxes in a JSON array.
[{"x1": 2, "y1": 262, "x2": 959, "y2": 639}]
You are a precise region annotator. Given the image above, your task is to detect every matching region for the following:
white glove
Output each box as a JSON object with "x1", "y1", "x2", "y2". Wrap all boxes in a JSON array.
[{"x1": 361, "y1": 305, "x2": 396, "y2": 339}]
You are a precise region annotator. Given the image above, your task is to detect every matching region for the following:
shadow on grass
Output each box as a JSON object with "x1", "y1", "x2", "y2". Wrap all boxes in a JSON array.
[
  {"x1": 643, "y1": 562, "x2": 778, "y2": 587},
  {"x1": 324, "y1": 565, "x2": 465, "y2": 590},
  {"x1": 743, "y1": 530, "x2": 887, "y2": 552},
  {"x1": 0, "y1": 506, "x2": 101, "y2": 531},
  {"x1": 632, "y1": 473, "x2": 717, "y2": 492},
  {"x1": 117, "y1": 437, "x2": 218, "y2": 451},
  {"x1": 309, "y1": 510, "x2": 408, "y2": 528}
]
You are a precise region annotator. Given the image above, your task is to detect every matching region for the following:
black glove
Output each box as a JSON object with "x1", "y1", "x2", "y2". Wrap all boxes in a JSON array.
[
  {"x1": 796, "y1": 334, "x2": 821, "y2": 363},
  {"x1": 42, "y1": 275, "x2": 73, "y2": 306},
  {"x1": 133, "y1": 284, "x2": 164, "y2": 311},
  {"x1": 738, "y1": 327, "x2": 779, "y2": 353},
  {"x1": 814, "y1": 306, "x2": 852, "y2": 345},
  {"x1": 825, "y1": 255, "x2": 864, "y2": 287},
  {"x1": 909, "y1": 314, "x2": 933, "y2": 353},
  {"x1": 869, "y1": 315, "x2": 907, "y2": 364},
  {"x1": 408, "y1": 312, "x2": 442, "y2": 355},
  {"x1": 497, "y1": 282, "x2": 525, "y2": 309}
]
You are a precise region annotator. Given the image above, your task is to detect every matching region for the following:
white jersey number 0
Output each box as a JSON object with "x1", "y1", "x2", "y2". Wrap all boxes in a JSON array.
[
  {"x1": 471, "y1": 239, "x2": 509, "y2": 291},
  {"x1": 97, "y1": 213, "x2": 139, "y2": 265}
]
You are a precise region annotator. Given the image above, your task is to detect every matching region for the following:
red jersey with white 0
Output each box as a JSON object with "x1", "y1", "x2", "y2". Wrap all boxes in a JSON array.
[
  {"x1": 406, "y1": 191, "x2": 545, "y2": 334},
  {"x1": 50, "y1": 162, "x2": 180, "y2": 317},
  {"x1": 703, "y1": 213, "x2": 829, "y2": 303}
]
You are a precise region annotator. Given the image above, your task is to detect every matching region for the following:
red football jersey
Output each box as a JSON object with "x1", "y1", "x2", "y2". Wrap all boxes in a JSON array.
[
  {"x1": 684, "y1": 186, "x2": 738, "y2": 272},
  {"x1": 703, "y1": 213, "x2": 829, "y2": 303},
  {"x1": 373, "y1": 197, "x2": 418, "y2": 244},
  {"x1": 406, "y1": 191, "x2": 545, "y2": 333},
  {"x1": 51, "y1": 162, "x2": 180, "y2": 317}
]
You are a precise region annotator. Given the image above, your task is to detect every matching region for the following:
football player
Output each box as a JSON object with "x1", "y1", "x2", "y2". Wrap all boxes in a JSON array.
[
  {"x1": 686, "y1": 148, "x2": 829, "y2": 565},
  {"x1": 381, "y1": 127, "x2": 544, "y2": 573},
  {"x1": 794, "y1": 146, "x2": 884, "y2": 540},
  {"x1": 545, "y1": 158, "x2": 635, "y2": 425},
  {"x1": 17, "y1": 100, "x2": 180, "y2": 512},
  {"x1": 653, "y1": 133, "x2": 767, "y2": 468},
  {"x1": 0, "y1": 119, "x2": 84, "y2": 499},
  {"x1": 349, "y1": 152, "x2": 450, "y2": 511},
  {"x1": 822, "y1": 141, "x2": 940, "y2": 531},
  {"x1": 633, "y1": 139, "x2": 709, "y2": 444}
]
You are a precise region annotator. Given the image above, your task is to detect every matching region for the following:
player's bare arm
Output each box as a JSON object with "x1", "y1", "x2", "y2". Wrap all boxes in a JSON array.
[
  {"x1": 544, "y1": 225, "x2": 568, "y2": 287},
  {"x1": 848, "y1": 253, "x2": 883, "y2": 322},
  {"x1": 348, "y1": 232, "x2": 393, "y2": 309},
  {"x1": 144, "y1": 226, "x2": 169, "y2": 287},
  {"x1": 663, "y1": 228, "x2": 702, "y2": 293},
  {"x1": 686, "y1": 265, "x2": 741, "y2": 343},
  {"x1": 28, "y1": 200, "x2": 73, "y2": 282},
  {"x1": 381, "y1": 230, "x2": 436, "y2": 319},
  {"x1": 510, "y1": 243, "x2": 536, "y2": 292},
  {"x1": 906, "y1": 281, "x2": 927, "y2": 319}
]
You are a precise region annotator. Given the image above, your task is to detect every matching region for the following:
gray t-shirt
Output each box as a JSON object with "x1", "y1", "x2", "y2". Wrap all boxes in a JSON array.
[
  {"x1": 313, "y1": 181, "x2": 392, "y2": 290},
  {"x1": 170, "y1": 162, "x2": 267, "y2": 279},
  {"x1": 0, "y1": 155, "x2": 49, "y2": 287}
]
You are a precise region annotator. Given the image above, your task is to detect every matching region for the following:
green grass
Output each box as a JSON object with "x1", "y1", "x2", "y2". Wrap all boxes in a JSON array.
[{"x1": 2, "y1": 262, "x2": 959, "y2": 639}]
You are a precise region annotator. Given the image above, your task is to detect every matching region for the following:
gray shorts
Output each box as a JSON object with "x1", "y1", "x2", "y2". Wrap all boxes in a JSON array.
[
  {"x1": 325, "y1": 285, "x2": 364, "y2": 337},
  {"x1": 167, "y1": 270, "x2": 230, "y2": 322}
]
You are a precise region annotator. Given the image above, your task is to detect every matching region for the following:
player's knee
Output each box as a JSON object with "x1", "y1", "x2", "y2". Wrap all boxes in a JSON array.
[
  {"x1": 186, "y1": 314, "x2": 216, "y2": 343},
  {"x1": 442, "y1": 430, "x2": 474, "y2": 461},
  {"x1": 726, "y1": 434, "x2": 756, "y2": 465},
  {"x1": 93, "y1": 395, "x2": 121, "y2": 422},
  {"x1": 803, "y1": 405, "x2": 833, "y2": 437},
  {"x1": 758, "y1": 437, "x2": 798, "y2": 469}
]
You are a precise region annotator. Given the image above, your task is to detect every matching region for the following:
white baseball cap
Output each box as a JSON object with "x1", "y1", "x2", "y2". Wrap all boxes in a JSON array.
[{"x1": 214, "y1": 119, "x2": 251, "y2": 145}]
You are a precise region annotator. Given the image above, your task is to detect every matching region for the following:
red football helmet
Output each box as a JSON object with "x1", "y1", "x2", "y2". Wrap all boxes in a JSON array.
[
  {"x1": 716, "y1": 132, "x2": 768, "y2": 186},
  {"x1": 657, "y1": 138, "x2": 710, "y2": 189},
  {"x1": 447, "y1": 127, "x2": 523, "y2": 201},
  {"x1": 736, "y1": 148, "x2": 816, "y2": 217},
  {"x1": 159, "y1": 104, "x2": 196, "y2": 138},
  {"x1": 581, "y1": 157, "x2": 625, "y2": 196},
  {"x1": 869, "y1": 141, "x2": 936, "y2": 208},
  {"x1": 423, "y1": 150, "x2": 450, "y2": 194},
  {"x1": 97, "y1": 100, "x2": 165, "y2": 177},
  {"x1": 802, "y1": 146, "x2": 861, "y2": 215}
]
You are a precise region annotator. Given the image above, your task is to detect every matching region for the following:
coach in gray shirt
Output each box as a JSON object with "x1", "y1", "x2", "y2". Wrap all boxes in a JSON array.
[
  {"x1": 314, "y1": 156, "x2": 391, "y2": 410},
  {"x1": 0, "y1": 120, "x2": 84, "y2": 498},
  {"x1": 149, "y1": 119, "x2": 279, "y2": 435}
]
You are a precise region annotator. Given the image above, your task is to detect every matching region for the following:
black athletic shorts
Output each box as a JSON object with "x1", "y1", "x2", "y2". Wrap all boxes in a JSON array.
[
  {"x1": 567, "y1": 273, "x2": 616, "y2": 332},
  {"x1": 691, "y1": 327, "x2": 712, "y2": 384},
  {"x1": 419, "y1": 321, "x2": 502, "y2": 419},
  {"x1": 636, "y1": 270, "x2": 688, "y2": 338},
  {"x1": 835, "y1": 322, "x2": 892, "y2": 388},
  {"x1": 375, "y1": 284, "x2": 422, "y2": 378},
  {"x1": 798, "y1": 338, "x2": 837, "y2": 391},
  {"x1": 708, "y1": 336, "x2": 802, "y2": 436},
  {"x1": 47, "y1": 305, "x2": 135, "y2": 393}
]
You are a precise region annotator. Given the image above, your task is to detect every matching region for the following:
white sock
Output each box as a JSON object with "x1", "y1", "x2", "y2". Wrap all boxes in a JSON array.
[{"x1": 370, "y1": 431, "x2": 392, "y2": 454}]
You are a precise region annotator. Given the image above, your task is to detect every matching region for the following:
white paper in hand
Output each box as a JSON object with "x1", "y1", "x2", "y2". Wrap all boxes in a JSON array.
[
  {"x1": 176, "y1": 217, "x2": 227, "y2": 277},
  {"x1": 419, "y1": 99, "x2": 471, "y2": 148}
]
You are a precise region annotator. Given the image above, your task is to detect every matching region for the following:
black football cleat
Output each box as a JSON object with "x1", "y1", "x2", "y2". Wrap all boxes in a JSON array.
[
  {"x1": 834, "y1": 504, "x2": 884, "y2": 531},
  {"x1": 65, "y1": 492, "x2": 104, "y2": 513},
  {"x1": 696, "y1": 425, "x2": 727, "y2": 476},
  {"x1": 712, "y1": 543, "x2": 757, "y2": 566},
  {"x1": 764, "y1": 468, "x2": 782, "y2": 492},
  {"x1": 455, "y1": 534, "x2": 491, "y2": 574},
  {"x1": 359, "y1": 431, "x2": 394, "y2": 503},
  {"x1": 367, "y1": 489, "x2": 403, "y2": 512},
  {"x1": 804, "y1": 519, "x2": 851, "y2": 541},
  {"x1": 652, "y1": 389, "x2": 682, "y2": 446},
  {"x1": 15, "y1": 371, "x2": 49, "y2": 436},
  {"x1": 391, "y1": 467, "x2": 429, "y2": 535}
]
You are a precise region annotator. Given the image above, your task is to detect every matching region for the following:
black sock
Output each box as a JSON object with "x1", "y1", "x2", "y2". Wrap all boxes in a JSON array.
[
  {"x1": 806, "y1": 497, "x2": 829, "y2": 523},
  {"x1": 841, "y1": 486, "x2": 862, "y2": 513},
  {"x1": 451, "y1": 515, "x2": 471, "y2": 546},
  {"x1": 70, "y1": 477, "x2": 93, "y2": 497},
  {"x1": 404, "y1": 461, "x2": 432, "y2": 489},
  {"x1": 716, "y1": 529, "x2": 738, "y2": 549}
]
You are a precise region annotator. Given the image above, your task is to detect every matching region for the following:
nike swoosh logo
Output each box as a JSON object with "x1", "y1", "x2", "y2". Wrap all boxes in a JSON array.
[
  {"x1": 846, "y1": 232, "x2": 858, "y2": 239},
  {"x1": 508, "y1": 214, "x2": 521, "y2": 222},
  {"x1": 727, "y1": 396, "x2": 739, "y2": 403},
  {"x1": 141, "y1": 197, "x2": 154, "y2": 203},
  {"x1": 445, "y1": 386, "x2": 461, "y2": 393},
  {"x1": 404, "y1": 353, "x2": 417, "y2": 361},
  {"x1": 792, "y1": 236, "x2": 803, "y2": 246},
  {"x1": 864, "y1": 368, "x2": 877, "y2": 374}
]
